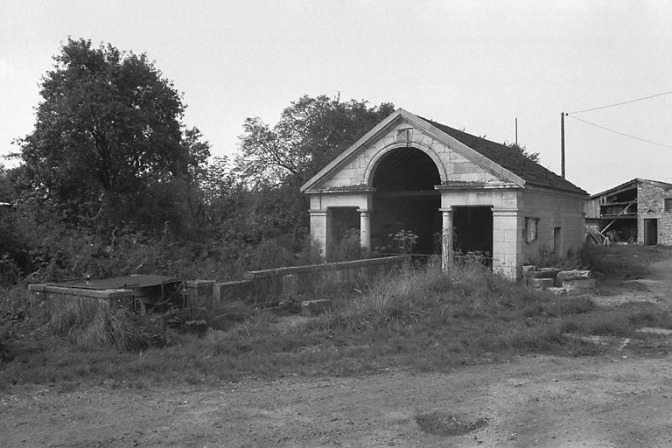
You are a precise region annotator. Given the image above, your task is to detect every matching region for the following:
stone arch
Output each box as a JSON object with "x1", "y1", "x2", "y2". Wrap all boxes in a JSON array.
[
  {"x1": 364, "y1": 141, "x2": 447, "y2": 188},
  {"x1": 365, "y1": 142, "x2": 444, "y2": 254}
]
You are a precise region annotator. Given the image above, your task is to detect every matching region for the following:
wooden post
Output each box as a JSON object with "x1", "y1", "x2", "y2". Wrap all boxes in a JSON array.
[{"x1": 561, "y1": 112, "x2": 566, "y2": 179}]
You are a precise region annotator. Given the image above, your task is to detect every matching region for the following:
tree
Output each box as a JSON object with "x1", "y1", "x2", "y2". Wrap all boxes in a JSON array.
[
  {"x1": 234, "y1": 95, "x2": 395, "y2": 245},
  {"x1": 236, "y1": 95, "x2": 395, "y2": 187},
  {"x1": 17, "y1": 38, "x2": 203, "y2": 232}
]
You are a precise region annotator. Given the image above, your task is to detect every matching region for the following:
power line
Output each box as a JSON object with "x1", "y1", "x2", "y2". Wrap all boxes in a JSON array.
[
  {"x1": 567, "y1": 90, "x2": 672, "y2": 115},
  {"x1": 567, "y1": 115, "x2": 672, "y2": 148}
]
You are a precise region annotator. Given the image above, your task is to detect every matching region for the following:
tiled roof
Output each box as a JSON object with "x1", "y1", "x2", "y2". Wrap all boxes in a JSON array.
[{"x1": 424, "y1": 118, "x2": 588, "y2": 196}]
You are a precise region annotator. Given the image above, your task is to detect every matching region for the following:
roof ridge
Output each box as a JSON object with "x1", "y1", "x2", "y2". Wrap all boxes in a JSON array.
[{"x1": 420, "y1": 116, "x2": 587, "y2": 196}]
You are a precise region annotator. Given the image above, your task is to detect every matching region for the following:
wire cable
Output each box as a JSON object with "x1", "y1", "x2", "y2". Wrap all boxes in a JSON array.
[
  {"x1": 567, "y1": 90, "x2": 672, "y2": 115},
  {"x1": 566, "y1": 115, "x2": 672, "y2": 148}
]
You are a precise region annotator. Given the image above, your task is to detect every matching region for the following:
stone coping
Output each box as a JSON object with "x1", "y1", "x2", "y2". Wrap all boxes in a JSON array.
[
  {"x1": 244, "y1": 255, "x2": 408, "y2": 280},
  {"x1": 28, "y1": 283, "x2": 134, "y2": 300}
]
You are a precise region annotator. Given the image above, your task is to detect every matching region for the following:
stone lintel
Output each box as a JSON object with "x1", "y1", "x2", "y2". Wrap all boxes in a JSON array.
[
  {"x1": 305, "y1": 187, "x2": 376, "y2": 195},
  {"x1": 244, "y1": 255, "x2": 409, "y2": 280},
  {"x1": 435, "y1": 182, "x2": 520, "y2": 191}
]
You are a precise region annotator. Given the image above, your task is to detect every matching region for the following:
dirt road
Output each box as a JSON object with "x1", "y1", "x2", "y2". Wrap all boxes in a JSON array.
[
  {"x1": 2, "y1": 354, "x2": 672, "y2": 447},
  {"x1": 2, "y1": 251, "x2": 672, "y2": 447}
]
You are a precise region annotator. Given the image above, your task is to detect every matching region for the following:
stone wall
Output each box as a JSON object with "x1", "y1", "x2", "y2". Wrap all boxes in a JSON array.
[
  {"x1": 187, "y1": 255, "x2": 408, "y2": 312},
  {"x1": 31, "y1": 257, "x2": 408, "y2": 317},
  {"x1": 637, "y1": 182, "x2": 672, "y2": 245},
  {"x1": 519, "y1": 187, "x2": 586, "y2": 262},
  {"x1": 28, "y1": 284, "x2": 135, "y2": 316}
]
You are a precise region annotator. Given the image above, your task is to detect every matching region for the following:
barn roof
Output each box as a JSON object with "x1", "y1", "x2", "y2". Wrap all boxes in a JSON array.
[
  {"x1": 423, "y1": 118, "x2": 588, "y2": 195},
  {"x1": 589, "y1": 178, "x2": 672, "y2": 199}
]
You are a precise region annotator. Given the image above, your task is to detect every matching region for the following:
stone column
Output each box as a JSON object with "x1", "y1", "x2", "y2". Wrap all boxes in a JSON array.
[
  {"x1": 491, "y1": 208, "x2": 523, "y2": 280},
  {"x1": 440, "y1": 207, "x2": 453, "y2": 271},
  {"x1": 358, "y1": 208, "x2": 371, "y2": 249},
  {"x1": 309, "y1": 209, "x2": 330, "y2": 258}
]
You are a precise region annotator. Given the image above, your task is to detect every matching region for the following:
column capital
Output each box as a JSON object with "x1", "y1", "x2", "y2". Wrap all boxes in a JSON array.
[
  {"x1": 439, "y1": 207, "x2": 453, "y2": 214},
  {"x1": 357, "y1": 208, "x2": 371, "y2": 214},
  {"x1": 309, "y1": 209, "x2": 329, "y2": 216},
  {"x1": 491, "y1": 207, "x2": 520, "y2": 216}
]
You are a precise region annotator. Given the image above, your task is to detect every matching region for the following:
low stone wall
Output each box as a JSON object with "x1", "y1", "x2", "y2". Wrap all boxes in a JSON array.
[
  {"x1": 30, "y1": 256, "x2": 408, "y2": 316},
  {"x1": 187, "y1": 256, "x2": 408, "y2": 311},
  {"x1": 28, "y1": 284, "x2": 134, "y2": 316}
]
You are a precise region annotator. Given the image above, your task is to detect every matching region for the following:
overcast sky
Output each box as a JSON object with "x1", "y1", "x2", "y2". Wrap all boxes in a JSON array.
[{"x1": 1, "y1": 0, "x2": 670, "y2": 194}]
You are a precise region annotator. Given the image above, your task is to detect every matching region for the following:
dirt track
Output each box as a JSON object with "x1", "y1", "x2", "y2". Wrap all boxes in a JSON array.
[
  {"x1": 2, "y1": 354, "x2": 672, "y2": 447},
  {"x1": 2, "y1": 251, "x2": 672, "y2": 448}
]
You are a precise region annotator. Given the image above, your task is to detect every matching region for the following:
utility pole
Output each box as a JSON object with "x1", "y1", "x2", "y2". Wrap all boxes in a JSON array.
[
  {"x1": 515, "y1": 118, "x2": 518, "y2": 146},
  {"x1": 561, "y1": 112, "x2": 566, "y2": 179}
]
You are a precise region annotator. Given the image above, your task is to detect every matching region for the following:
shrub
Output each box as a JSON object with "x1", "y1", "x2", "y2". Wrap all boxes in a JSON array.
[
  {"x1": 48, "y1": 304, "x2": 153, "y2": 351},
  {"x1": 327, "y1": 229, "x2": 369, "y2": 262}
]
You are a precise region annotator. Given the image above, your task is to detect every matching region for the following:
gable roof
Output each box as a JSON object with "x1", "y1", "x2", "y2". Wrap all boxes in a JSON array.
[
  {"x1": 422, "y1": 118, "x2": 588, "y2": 195},
  {"x1": 301, "y1": 108, "x2": 588, "y2": 196}
]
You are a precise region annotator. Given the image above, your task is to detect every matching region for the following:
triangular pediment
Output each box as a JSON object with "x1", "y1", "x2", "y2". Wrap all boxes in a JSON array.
[{"x1": 300, "y1": 109, "x2": 525, "y2": 193}]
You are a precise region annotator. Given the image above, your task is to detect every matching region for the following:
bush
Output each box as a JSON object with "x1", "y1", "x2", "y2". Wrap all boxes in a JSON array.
[
  {"x1": 327, "y1": 229, "x2": 369, "y2": 262},
  {"x1": 48, "y1": 305, "x2": 154, "y2": 351},
  {"x1": 0, "y1": 255, "x2": 21, "y2": 287}
]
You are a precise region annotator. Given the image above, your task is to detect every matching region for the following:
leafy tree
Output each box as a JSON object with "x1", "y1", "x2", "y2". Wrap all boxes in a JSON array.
[
  {"x1": 234, "y1": 95, "x2": 394, "y2": 246},
  {"x1": 236, "y1": 94, "x2": 395, "y2": 187},
  {"x1": 17, "y1": 38, "x2": 204, "y2": 233}
]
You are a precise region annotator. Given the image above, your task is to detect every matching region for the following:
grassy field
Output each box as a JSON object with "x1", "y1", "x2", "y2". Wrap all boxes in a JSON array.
[{"x1": 2, "y1": 244, "x2": 672, "y2": 390}]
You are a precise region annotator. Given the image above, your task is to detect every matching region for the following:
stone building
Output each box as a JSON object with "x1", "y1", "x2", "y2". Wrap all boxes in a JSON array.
[
  {"x1": 585, "y1": 178, "x2": 672, "y2": 245},
  {"x1": 300, "y1": 109, "x2": 588, "y2": 280}
]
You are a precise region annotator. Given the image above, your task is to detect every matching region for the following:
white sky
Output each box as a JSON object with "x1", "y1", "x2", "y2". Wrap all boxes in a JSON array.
[{"x1": 1, "y1": 0, "x2": 671, "y2": 194}]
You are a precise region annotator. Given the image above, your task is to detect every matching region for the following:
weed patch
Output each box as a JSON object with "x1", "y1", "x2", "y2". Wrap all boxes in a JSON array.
[{"x1": 3, "y1": 247, "x2": 672, "y2": 388}]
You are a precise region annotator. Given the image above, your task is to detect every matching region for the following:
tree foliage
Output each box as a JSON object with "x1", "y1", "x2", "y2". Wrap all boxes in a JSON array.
[
  {"x1": 236, "y1": 95, "x2": 395, "y2": 187},
  {"x1": 3, "y1": 88, "x2": 395, "y2": 284},
  {"x1": 233, "y1": 95, "x2": 395, "y2": 247},
  {"x1": 17, "y1": 38, "x2": 208, "y2": 232}
]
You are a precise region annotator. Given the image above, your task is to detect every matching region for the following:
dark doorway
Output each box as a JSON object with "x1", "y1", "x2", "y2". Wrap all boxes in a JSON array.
[
  {"x1": 370, "y1": 148, "x2": 441, "y2": 254},
  {"x1": 554, "y1": 227, "x2": 562, "y2": 257},
  {"x1": 330, "y1": 207, "x2": 360, "y2": 242},
  {"x1": 644, "y1": 219, "x2": 658, "y2": 245},
  {"x1": 453, "y1": 206, "x2": 493, "y2": 258}
]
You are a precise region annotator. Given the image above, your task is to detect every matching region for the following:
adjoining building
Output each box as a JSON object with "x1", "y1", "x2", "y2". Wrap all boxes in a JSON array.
[
  {"x1": 300, "y1": 108, "x2": 588, "y2": 280},
  {"x1": 585, "y1": 178, "x2": 672, "y2": 245}
]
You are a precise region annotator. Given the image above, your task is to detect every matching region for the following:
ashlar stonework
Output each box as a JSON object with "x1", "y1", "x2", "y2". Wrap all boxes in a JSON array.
[{"x1": 301, "y1": 109, "x2": 588, "y2": 281}]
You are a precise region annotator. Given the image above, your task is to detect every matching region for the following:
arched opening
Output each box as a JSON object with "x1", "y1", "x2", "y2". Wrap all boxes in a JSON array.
[{"x1": 370, "y1": 147, "x2": 442, "y2": 254}]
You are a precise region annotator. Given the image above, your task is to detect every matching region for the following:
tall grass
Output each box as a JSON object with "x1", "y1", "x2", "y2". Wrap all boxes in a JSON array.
[
  {"x1": 48, "y1": 304, "x2": 153, "y2": 351},
  {"x1": 3, "y1": 250, "x2": 672, "y2": 389}
]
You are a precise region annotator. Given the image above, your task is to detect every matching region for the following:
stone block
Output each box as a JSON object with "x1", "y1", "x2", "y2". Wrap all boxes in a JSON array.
[
  {"x1": 528, "y1": 278, "x2": 554, "y2": 289},
  {"x1": 522, "y1": 265, "x2": 537, "y2": 276},
  {"x1": 532, "y1": 268, "x2": 562, "y2": 279},
  {"x1": 557, "y1": 270, "x2": 593, "y2": 281},
  {"x1": 186, "y1": 280, "x2": 215, "y2": 306},
  {"x1": 564, "y1": 287, "x2": 597, "y2": 296},
  {"x1": 561, "y1": 279, "x2": 597, "y2": 289},
  {"x1": 546, "y1": 287, "x2": 567, "y2": 296},
  {"x1": 301, "y1": 299, "x2": 333, "y2": 316}
]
